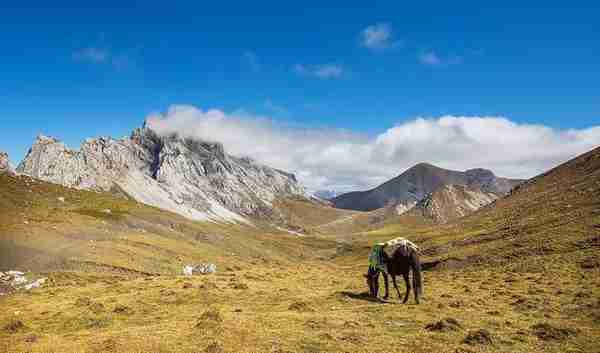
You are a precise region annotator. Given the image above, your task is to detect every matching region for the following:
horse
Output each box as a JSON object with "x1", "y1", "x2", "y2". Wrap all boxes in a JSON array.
[{"x1": 364, "y1": 243, "x2": 423, "y2": 304}]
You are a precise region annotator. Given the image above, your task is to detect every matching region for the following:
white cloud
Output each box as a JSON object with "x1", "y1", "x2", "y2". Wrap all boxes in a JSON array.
[
  {"x1": 294, "y1": 64, "x2": 343, "y2": 79},
  {"x1": 360, "y1": 23, "x2": 397, "y2": 50},
  {"x1": 419, "y1": 51, "x2": 463, "y2": 66},
  {"x1": 72, "y1": 45, "x2": 137, "y2": 69},
  {"x1": 146, "y1": 105, "x2": 600, "y2": 192},
  {"x1": 72, "y1": 47, "x2": 110, "y2": 63}
]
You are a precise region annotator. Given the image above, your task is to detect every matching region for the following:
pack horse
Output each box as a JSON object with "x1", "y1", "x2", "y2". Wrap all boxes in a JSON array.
[{"x1": 365, "y1": 237, "x2": 423, "y2": 304}]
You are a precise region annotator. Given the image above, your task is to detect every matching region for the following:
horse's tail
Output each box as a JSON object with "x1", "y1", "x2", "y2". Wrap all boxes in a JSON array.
[{"x1": 410, "y1": 249, "x2": 423, "y2": 299}]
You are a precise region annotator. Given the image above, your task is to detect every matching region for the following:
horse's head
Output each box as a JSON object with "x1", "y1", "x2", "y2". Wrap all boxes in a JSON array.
[{"x1": 364, "y1": 272, "x2": 378, "y2": 297}]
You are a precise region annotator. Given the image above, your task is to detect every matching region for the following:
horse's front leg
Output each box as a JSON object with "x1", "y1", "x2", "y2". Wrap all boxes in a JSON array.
[
  {"x1": 382, "y1": 272, "x2": 389, "y2": 300},
  {"x1": 402, "y1": 272, "x2": 411, "y2": 304},
  {"x1": 391, "y1": 275, "x2": 402, "y2": 300}
]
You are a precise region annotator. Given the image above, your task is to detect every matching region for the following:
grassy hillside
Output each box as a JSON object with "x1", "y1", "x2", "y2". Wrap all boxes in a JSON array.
[
  {"x1": 0, "y1": 173, "x2": 340, "y2": 274},
  {"x1": 1, "y1": 146, "x2": 599, "y2": 353}
]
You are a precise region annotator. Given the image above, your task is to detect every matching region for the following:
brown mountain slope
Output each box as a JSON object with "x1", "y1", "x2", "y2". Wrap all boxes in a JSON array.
[{"x1": 357, "y1": 145, "x2": 600, "y2": 270}]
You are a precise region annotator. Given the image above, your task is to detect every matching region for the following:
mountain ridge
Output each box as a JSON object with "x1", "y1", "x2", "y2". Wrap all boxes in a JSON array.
[
  {"x1": 331, "y1": 162, "x2": 522, "y2": 212},
  {"x1": 17, "y1": 126, "x2": 307, "y2": 223}
]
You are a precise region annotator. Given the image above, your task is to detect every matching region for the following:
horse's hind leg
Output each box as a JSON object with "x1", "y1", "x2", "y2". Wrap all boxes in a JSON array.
[
  {"x1": 402, "y1": 272, "x2": 411, "y2": 304},
  {"x1": 391, "y1": 275, "x2": 402, "y2": 300},
  {"x1": 382, "y1": 272, "x2": 390, "y2": 300}
]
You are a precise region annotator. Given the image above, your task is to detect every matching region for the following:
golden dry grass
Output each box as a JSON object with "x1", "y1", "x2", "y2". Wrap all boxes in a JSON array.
[{"x1": 1, "y1": 259, "x2": 598, "y2": 353}]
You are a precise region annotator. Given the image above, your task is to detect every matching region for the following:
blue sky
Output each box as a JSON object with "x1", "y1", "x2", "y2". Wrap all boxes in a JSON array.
[{"x1": 1, "y1": 2, "x2": 599, "y2": 189}]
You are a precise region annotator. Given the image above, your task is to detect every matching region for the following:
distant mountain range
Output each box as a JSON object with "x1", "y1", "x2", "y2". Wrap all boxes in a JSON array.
[
  {"x1": 16, "y1": 125, "x2": 307, "y2": 223},
  {"x1": 8, "y1": 127, "x2": 524, "y2": 226},
  {"x1": 331, "y1": 163, "x2": 523, "y2": 215}
]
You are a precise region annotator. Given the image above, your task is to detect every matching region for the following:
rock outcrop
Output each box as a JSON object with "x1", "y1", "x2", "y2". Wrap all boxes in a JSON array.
[
  {"x1": 0, "y1": 152, "x2": 11, "y2": 173},
  {"x1": 411, "y1": 184, "x2": 499, "y2": 223},
  {"x1": 17, "y1": 126, "x2": 306, "y2": 223},
  {"x1": 332, "y1": 163, "x2": 522, "y2": 212}
]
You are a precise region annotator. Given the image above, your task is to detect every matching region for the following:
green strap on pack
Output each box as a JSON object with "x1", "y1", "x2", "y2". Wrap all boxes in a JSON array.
[{"x1": 368, "y1": 244, "x2": 386, "y2": 271}]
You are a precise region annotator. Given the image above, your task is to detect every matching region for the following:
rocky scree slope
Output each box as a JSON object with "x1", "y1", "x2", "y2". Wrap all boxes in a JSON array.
[
  {"x1": 17, "y1": 126, "x2": 306, "y2": 223},
  {"x1": 410, "y1": 184, "x2": 500, "y2": 223},
  {"x1": 332, "y1": 163, "x2": 521, "y2": 213}
]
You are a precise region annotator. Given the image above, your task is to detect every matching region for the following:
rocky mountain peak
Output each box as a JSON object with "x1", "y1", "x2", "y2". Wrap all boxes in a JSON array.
[
  {"x1": 17, "y1": 124, "x2": 307, "y2": 223},
  {"x1": 332, "y1": 162, "x2": 523, "y2": 212},
  {"x1": 35, "y1": 134, "x2": 59, "y2": 145}
]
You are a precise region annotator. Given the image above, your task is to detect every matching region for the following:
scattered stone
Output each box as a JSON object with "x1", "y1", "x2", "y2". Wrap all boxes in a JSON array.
[
  {"x1": 288, "y1": 301, "x2": 314, "y2": 312},
  {"x1": 75, "y1": 297, "x2": 92, "y2": 307},
  {"x1": 425, "y1": 318, "x2": 463, "y2": 332},
  {"x1": 304, "y1": 319, "x2": 326, "y2": 330},
  {"x1": 343, "y1": 321, "x2": 360, "y2": 328},
  {"x1": 89, "y1": 302, "x2": 105, "y2": 314},
  {"x1": 182, "y1": 282, "x2": 193, "y2": 289},
  {"x1": 339, "y1": 333, "x2": 365, "y2": 344},
  {"x1": 511, "y1": 297, "x2": 539, "y2": 311},
  {"x1": 531, "y1": 323, "x2": 578, "y2": 341},
  {"x1": 24, "y1": 334, "x2": 38, "y2": 343},
  {"x1": 113, "y1": 305, "x2": 133, "y2": 315},
  {"x1": 0, "y1": 271, "x2": 47, "y2": 295},
  {"x1": 231, "y1": 282, "x2": 249, "y2": 290},
  {"x1": 24, "y1": 278, "x2": 47, "y2": 290},
  {"x1": 318, "y1": 333, "x2": 334, "y2": 341},
  {"x1": 3, "y1": 319, "x2": 25, "y2": 333},
  {"x1": 85, "y1": 318, "x2": 110, "y2": 329},
  {"x1": 57, "y1": 197, "x2": 65, "y2": 203},
  {"x1": 196, "y1": 308, "x2": 223, "y2": 330},
  {"x1": 102, "y1": 209, "x2": 112, "y2": 214},
  {"x1": 462, "y1": 329, "x2": 493, "y2": 345},
  {"x1": 183, "y1": 263, "x2": 217, "y2": 276},
  {"x1": 449, "y1": 300, "x2": 463, "y2": 308}
]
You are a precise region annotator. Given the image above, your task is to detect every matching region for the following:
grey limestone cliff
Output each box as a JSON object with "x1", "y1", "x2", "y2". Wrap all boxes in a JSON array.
[{"x1": 17, "y1": 127, "x2": 306, "y2": 223}]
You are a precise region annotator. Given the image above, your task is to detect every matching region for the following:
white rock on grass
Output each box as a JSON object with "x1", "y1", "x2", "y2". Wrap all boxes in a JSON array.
[{"x1": 183, "y1": 264, "x2": 217, "y2": 276}]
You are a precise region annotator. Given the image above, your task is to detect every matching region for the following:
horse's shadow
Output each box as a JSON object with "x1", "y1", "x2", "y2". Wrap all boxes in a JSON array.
[{"x1": 337, "y1": 291, "x2": 389, "y2": 304}]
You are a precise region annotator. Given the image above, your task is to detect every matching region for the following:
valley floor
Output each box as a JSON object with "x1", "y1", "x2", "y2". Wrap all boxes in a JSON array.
[{"x1": 1, "y1": 252, "x2": 598, "y2": 353}]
